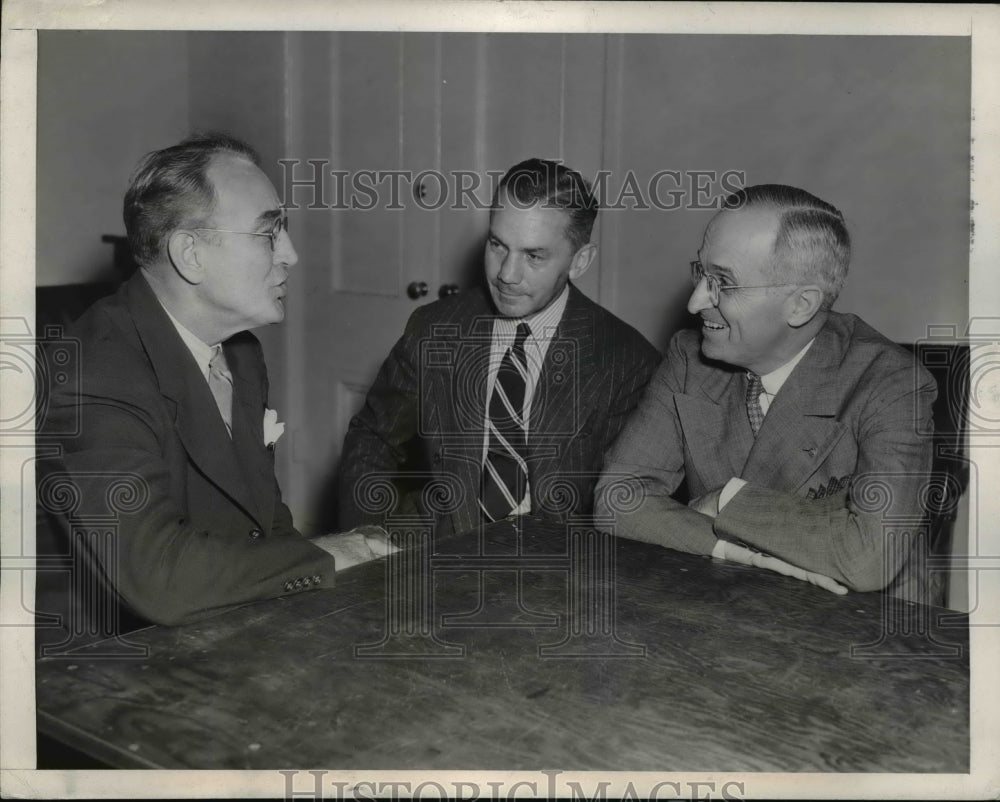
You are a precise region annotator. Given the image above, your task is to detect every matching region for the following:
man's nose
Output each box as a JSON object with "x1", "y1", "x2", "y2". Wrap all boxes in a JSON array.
[
  {"x1": 498, "y1": 253, "x2": 521, "y2": 284},
  {"x1": 687, "y1": 277, "x2": 713, "y2": 314},
  {"x1": 275, "y1": 228, "x2": 299, "y2": 268}
]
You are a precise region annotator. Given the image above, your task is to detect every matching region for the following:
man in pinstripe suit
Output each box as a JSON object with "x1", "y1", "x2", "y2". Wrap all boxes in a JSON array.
[
  {"x1": 338, "y1": 158, "x2": 660, "y2": 540},
  {"x1": 596, "y1": 184, "x2": 937, "y2": 600}
]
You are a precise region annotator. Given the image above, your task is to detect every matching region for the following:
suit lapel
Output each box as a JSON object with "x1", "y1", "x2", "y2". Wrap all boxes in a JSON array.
[
  {"x1": 530, "y1": 285, "x2": 592, "y2": 442},
  {"x1": 124, "y1": 274, "x2": 264, "y2": 527},
  {"x1": 226, "y1": 342, "x2": 271, "y2": 530},
  {"x1": 675, "y1": 363, "x2": 754, "y2": 491},
  {"x1": 741, "y1": 322, "x2": 849, "y2": 492}
]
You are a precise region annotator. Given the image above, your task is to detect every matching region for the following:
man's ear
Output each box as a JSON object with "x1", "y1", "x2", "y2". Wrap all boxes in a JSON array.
[
  {"x1": 166, "y1": 230, "x2": 206, "y2": 285},
  {"x1": 785, "y1": 284, "x2": 824, "y2": 327},
  {"x1": 568, "y1": 242, "x2": 597, "y2": 281}
]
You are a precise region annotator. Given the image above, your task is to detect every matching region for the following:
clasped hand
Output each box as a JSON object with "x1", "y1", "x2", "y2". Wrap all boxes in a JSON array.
[
  {"x1": 711, "y1": 539, "x2": 847, "y2": 595},
  {"x1": 688, "y1": 488, "x2": 846, "y2": 595},
  {"x1": 312, "y1": 525, "x2": 400, "y2": 571}
]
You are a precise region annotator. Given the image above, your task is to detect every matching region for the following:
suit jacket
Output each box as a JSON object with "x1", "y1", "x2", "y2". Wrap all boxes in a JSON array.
[
  {"x1": 39, "y1": 272, "x2": 337, "y2": 625},
  {"x1": 338, "y1": 283, "x2": 661, "y2": 539},
  {"x1": 596, "y1": 312, "x2": 937, "y2": 597}
]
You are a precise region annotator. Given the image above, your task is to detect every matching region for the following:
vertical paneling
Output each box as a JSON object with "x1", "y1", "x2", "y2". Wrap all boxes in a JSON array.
[
  {"x1": 439, "y1": 34, "x2": 489, "y2": 288},
  {"x1": 597, "y1": 34, "x2": 626, "y2": 318},
  {"x1": 335, "y1": 33, "x2": 405, "y2": 297},
  {"x1": 400, "y1": 34, "x2": 443, "y2": 295},
  {"x1": 560, "y1": 34, "x2": 607, "y2": 304},
  {"x1": 484, "y1": 34, "x2": 566, "y2": 167}
]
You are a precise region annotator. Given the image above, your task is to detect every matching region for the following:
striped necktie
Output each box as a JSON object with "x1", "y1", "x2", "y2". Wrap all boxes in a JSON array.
[
  {"x1": 479, "y1": 323, "x2": 531, "y2": 521},
  {"x1": 746, "y1": 372, "x2": 765, "y2": 437},
  {"x1": 208, "y1": 345, "x2": 234, "y2": 436}
]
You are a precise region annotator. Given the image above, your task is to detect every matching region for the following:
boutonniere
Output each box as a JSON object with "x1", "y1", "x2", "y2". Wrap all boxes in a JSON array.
[{"x1": 263, "y1": 408, "x2": 285, "y2": 448}]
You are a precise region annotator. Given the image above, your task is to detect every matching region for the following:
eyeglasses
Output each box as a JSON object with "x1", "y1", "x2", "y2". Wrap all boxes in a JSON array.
[
  {"x1": 690, "y1": 260, "x2": 796, "y2": 306},
  {"x1": 193, "y1": 212, "x2": 289, "y2": 251}
]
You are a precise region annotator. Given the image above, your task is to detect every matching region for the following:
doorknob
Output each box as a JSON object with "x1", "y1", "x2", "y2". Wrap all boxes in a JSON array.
[
  {"x1": 407, "y1": 281, "x2": 428, "y2": 299},
  {"x1": 439, "y1": 284, "x2": 460, "y2": 298}
]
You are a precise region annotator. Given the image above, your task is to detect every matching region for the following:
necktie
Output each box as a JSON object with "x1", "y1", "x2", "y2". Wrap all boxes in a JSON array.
[
  {"x1": 480, "y1": 323, "x2": 531, "y2": 521},
  {"x1": 208, "y1": 345, "x2": 234, "y2": 436},
  {"x1": 746, "y1": 372, "x2": 765, "y2": 437}
]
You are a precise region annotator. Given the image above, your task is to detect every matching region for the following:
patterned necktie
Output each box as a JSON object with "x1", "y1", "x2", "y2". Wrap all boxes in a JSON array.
[
  {"x1": 479, "y1": 323, "x2": 531, "y2": 521},
  {"x1": 208, "y1": 345, "x2": 234, "y2": 436},
  {"x1": 746, "y1": 372, "x2": 765, "y2": 437}
]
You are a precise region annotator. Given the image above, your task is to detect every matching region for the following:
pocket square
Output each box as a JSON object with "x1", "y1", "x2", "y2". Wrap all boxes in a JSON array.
[{"x1": 263, "y1": 408, "x2": 285, "y2": 447}]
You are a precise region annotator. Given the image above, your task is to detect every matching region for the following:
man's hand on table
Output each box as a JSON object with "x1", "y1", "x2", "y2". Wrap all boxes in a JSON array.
[
  {"x1": 312, "y1": 525, "x2": 400, "y2": 571},
  {"x1": 711, "y1": 539, "x2": 848, "y2": 595}
]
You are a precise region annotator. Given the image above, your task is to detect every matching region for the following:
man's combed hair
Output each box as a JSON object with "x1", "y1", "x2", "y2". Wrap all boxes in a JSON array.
[
  {"x1": 123, "y1": 132, "x2": 262, "y2": 267},
  {"x1": 723, "y1": 184, "x2": 851, "y2": 310},
  {"x1": 491, "y1": 158, "x2": 598, "y2": 252}
]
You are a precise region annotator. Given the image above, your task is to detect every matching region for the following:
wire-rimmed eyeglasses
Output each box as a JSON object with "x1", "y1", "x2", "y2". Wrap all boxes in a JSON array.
[
  {"x1": 193, "y1": 212, "x2": 289, "y2": 251},
  {"x1": 690, "y1": 260, "x2": 796, "y2": 306}
]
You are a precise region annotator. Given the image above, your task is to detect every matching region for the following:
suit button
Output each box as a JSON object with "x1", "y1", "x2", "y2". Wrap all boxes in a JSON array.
[
  {"x1": 313, "y1": 575, "x2": 322, "y2": 584},
  {"x1": 249, "y1": 528, "x2": 263, "y2": 540},
  {"x1": 293, "y1": 578, "x2": 303, "y2": 589},
  {"x1": 303, "y1": 577, "x2": 311, "y2": 587},
  {"x1": 283, "y1": 581, "x2": 293, "y2": 592}
]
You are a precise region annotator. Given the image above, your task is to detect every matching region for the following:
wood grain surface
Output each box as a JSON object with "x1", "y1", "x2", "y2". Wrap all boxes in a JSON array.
[{"x1": 36, "y1": 517, "x2": 969, "y2": 771}]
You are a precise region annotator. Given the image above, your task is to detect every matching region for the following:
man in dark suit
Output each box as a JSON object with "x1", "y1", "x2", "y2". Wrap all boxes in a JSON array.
[
  {"x1": 338, "y1": 158, "x2": 660, "y2": 539},
  {"x1": 596, "y1": 184, "x2": 936, "y2": 600},
  {"x1": 40, "y1": 133, "x2": 392, "y2": 627}
]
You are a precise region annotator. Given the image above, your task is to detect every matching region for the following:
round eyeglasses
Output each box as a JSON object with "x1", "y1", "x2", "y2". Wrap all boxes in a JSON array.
[
  {"x1": 690, "y1": 260, "x2": 796, "y2": 306},
  {"x1": 193, "y1": 212, "x2": 289, "y2": 252}
]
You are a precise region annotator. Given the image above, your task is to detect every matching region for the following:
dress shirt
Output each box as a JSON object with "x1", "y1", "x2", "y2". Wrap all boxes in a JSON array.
[
  {"x1": 483, "y1": 283, "x2": 571, "y2": 514},
  {"x1": 159, "y1": 303, "x2": 222, "y2": 383}
]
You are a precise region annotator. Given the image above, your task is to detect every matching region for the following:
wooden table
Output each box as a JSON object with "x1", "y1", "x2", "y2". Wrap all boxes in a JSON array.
[{"x1": 35, "y1": 517, "x2": 969, "y2": 771}]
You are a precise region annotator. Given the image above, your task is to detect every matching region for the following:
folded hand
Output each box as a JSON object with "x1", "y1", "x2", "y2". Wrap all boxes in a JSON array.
[
  {"x1": 712, "y1": 540, "x2": 848, "y2": 595},
  {"x1": 312, "y1": 525, "x2": 400, "y2": 571}
]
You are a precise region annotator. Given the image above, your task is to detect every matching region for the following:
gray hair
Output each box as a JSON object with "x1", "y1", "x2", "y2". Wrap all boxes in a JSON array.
[
  {"x1": 123, "y1": 131, "x2": 262, "y2": 266},
  {"x1": 722, "y1": 184, "x2": 850, "y2": 310}
]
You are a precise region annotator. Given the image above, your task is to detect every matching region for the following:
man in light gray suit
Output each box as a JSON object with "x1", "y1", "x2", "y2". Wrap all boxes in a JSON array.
[{"x1": 596, "y1": 184, "x2": 936, "y2": 599}]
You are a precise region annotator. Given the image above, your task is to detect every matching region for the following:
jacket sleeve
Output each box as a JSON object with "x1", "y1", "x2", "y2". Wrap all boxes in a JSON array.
[
  {"x1": 595, "y1": 332, "x2": 717, "y2": 554},
  {"x1": 714, "y1": 363, "x2": 937, "y2": 591},
  {"x1": 337, "y1": 311, "x2": 423, "y2": 530},
  {"x1": 40, "y1": 339, "x2": 338, "y2": 627},
  {"x1": 596, "y1": 337, "x2": 662, "y2": 457}
]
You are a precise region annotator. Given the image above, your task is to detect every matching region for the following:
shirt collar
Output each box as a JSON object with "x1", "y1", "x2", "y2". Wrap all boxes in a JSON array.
[
  {"x1": 758, "y1": 337, "x2": 815, "y2": 397},
  {"x1": 494, "y1": 283, "x2": 571, "y2": 341},
  {"x1": 159, "y1": 301, "x2": 218, "y2": 377}
]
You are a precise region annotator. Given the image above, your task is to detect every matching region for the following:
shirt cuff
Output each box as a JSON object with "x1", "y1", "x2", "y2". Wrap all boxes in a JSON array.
[{"x1": 718, "y1": 477, "x2": 748, "y2": 511}]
